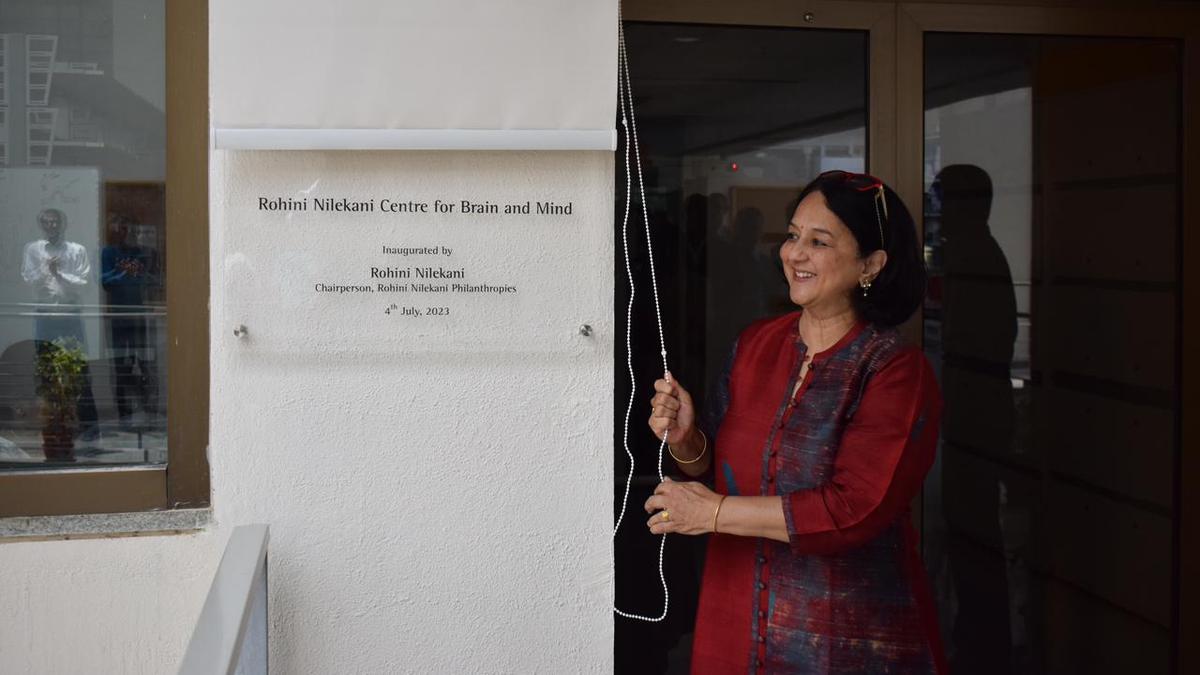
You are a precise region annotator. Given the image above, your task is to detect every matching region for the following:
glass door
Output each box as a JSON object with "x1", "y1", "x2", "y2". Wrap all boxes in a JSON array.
[
  {"x1": 616, "y1": 3, "x2": 893, "y2": 672},
  {"x1": 618, "y1": 3, "x2": 1198, "y2": 674},
  {"x1": 915, "y1": 25, "x2": 1182, "y2": 675}
]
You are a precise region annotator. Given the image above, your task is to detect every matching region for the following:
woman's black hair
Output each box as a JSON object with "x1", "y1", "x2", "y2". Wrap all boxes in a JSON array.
[{"x1": 791, "y1": 172, "x2": 926, "y2": 327}]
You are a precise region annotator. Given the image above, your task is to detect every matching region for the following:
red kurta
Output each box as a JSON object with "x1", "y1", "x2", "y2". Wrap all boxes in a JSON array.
[{"x1": 691, "y1": 312, "x2": 947, "y2": 674}]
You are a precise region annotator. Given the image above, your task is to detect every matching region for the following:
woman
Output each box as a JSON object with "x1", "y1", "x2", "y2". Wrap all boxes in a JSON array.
[{"x1": 646, "y1": 171, "x2": 947, "y2": 674}]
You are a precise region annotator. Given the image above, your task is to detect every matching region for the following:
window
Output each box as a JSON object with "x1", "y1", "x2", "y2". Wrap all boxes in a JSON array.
[{"x1": 0, "y1": 0, "x2": 208, "y2": 517}]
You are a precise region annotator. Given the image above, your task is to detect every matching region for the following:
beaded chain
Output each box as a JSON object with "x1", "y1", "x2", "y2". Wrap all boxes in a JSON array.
[{"x1": 613, "y1": 18, "x2": 673, "y2": 624}]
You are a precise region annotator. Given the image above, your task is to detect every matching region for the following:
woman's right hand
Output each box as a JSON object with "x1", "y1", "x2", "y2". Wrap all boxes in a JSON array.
[{"x1": 648, "y1": 372, "x2": 697, "y2": 445}]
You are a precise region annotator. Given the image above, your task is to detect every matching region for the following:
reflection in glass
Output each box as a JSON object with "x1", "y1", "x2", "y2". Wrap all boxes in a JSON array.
[
  {"x1": 0, "y1": 0, "x2": 166, "y2": 468},
  {"x1": 616, "y1": 22, "x2": 867, "y2": 673},
  {"x1": 923, "y1": 34, "x2": 1179, "y2": 675}
]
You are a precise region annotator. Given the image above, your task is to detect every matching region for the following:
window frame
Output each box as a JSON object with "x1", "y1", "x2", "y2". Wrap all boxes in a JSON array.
[{"x1": 0, "y1": 0, "x2": 210, "y2": 518}]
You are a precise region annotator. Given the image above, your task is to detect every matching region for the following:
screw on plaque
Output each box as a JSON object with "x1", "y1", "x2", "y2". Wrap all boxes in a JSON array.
[
  {"x1": 803, "y1": 12, "x2": 815, "y2": 22},
  {"x1": 579, "y1": 324, "x2": 594, "y2": 337},
  {"x1": 233, "y1": 325, "x2": 248, "y2": 339}
]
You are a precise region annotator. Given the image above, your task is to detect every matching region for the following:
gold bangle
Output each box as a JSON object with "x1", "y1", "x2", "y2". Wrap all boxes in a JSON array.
[
  {"x1": 712, "y1": 495, "x2": 727, "y2": 534},
  {"x1": 668, "y1": 429, "x2": 707, "y2": 465}
]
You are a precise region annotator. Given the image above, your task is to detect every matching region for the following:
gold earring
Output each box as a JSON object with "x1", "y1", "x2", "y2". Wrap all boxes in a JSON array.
[{"x1": 860, "y1": 278, "x2": 872, "y2": 297}]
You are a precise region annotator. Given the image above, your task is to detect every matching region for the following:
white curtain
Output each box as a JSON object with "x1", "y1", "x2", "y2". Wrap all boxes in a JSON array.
[{"x1": 211, "y1": 0, "x2": 618, "y2": 149}]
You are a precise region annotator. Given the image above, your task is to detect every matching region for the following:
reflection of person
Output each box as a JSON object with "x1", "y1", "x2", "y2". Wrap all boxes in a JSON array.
[
  {"x1": 681, "y1": 193, "x2": 711, "y2": 400},
  {"x1": 708, "y1": 207, "x2": 767, "y2": 360},
  {"x1": 22, "y1": 208, "x2": 90, "y2": 320},
  {"x1": 708, "y1": 192, "x2": 730, "y2": 242},
  {"x1": 933, "y1": 164, "x2": 1019, "y2": 674},
  {"x1": 101, "y1": 214, "x2": 161, "y2": 424},
  {"x1": 646, "y1": 171, "x2": 947, "y2": 673},
  {"x1": 21, "y1": 207, "x2": 99, "y2": 440}
]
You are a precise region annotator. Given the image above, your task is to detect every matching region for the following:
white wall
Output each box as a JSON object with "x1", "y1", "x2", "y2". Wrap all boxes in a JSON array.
[
  {"x1": 209, "y1": 149, "x2": 616, "y2": 674},
  {"x1": 1, "y1": 0, "x2": 619, "y2": 668},
  {"x1": 0, "y1": 532, "x2": 220, "y2": 674},
  {"x1": 0, "y1": 149, "x2": 615, "y2": 675}
]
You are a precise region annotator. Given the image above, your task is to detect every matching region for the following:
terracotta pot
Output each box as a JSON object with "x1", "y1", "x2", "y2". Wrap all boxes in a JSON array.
[{"x1": 41, "y1": 418, "x2": 76, "y2": 462}]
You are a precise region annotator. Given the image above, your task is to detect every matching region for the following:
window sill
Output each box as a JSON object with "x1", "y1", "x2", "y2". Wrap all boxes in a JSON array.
[{"x1": 0, "y1": 507, "x2": 211, "y2": 543}]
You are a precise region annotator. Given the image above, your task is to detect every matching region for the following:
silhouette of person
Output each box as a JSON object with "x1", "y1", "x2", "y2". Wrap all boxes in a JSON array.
[
  {"x1": 101, "y1": 214, "x2": 161, "y2": 425},
  {"x1": 933, "y1": 164, "x2": 1019, "y2": 674},
  {"x1": 21, "y1": 207, "x2": 100, "y2": 447},
  {"x1": 682, "y1": 194, "x2": 710, "y2": 394}
]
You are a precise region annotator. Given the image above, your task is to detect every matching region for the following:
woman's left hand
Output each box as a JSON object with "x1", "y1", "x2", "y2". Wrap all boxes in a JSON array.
[{"x1": 644, "y1": 477, "x2": 722, "y2": 536}]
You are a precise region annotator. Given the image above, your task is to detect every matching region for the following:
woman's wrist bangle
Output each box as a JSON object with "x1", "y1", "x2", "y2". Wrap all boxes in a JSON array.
[
  {"x1": 712, "y1": 495, "x2": 727, "y2": 534},
  {"x1": 668, "y1": 429, "x2": 707, "y2": 465}
]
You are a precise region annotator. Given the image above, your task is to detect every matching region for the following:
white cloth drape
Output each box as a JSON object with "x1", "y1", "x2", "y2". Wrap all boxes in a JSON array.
[{"x1": 211, "y1": 0, "x2": 618, "y2": 150}]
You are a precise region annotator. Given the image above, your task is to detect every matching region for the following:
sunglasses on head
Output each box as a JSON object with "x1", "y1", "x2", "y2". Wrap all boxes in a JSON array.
[{"x1": 815, "y1": 170, "x2": 889, "y2": 251}]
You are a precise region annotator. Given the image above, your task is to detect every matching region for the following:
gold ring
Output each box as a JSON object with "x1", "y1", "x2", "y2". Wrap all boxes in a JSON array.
[{"x1": 661, "y1": 511, "x2": 670, "y2": 522}]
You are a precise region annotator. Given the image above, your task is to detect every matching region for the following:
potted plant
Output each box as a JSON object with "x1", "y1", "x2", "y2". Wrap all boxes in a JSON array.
[{"x1": 36, "y1": 337, "x2": 87, "y2": 461}]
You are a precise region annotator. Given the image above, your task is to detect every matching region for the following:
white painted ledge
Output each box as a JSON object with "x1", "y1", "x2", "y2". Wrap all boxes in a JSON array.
[{"x1": 213, "y1": 128, "x2": 618, "y2": 151}]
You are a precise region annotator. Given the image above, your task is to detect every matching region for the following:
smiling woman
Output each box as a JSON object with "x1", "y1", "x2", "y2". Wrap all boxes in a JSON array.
[
  {"x1": 782, "y1": 192, "x2": 887, "y2": 317},
  {"x1": 646, "y1": 172, "x2": 945, "y2": 674},
  {"x1": 612, "y1": 17, "x2": 875, "y2": 673},
  {"x1": 782, "y1": 171, "x2": 926, "y2": 329}
]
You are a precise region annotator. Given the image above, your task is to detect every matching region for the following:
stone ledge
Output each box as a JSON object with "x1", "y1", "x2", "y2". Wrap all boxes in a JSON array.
[{"x1": 0, "y1": 508, "x2": 212, "y2": 542}]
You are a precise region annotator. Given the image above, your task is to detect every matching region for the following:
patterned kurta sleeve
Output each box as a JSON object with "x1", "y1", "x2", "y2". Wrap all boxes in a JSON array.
[{"x1": 781, "y1": 347, "x2": 942, "y2": 555}]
